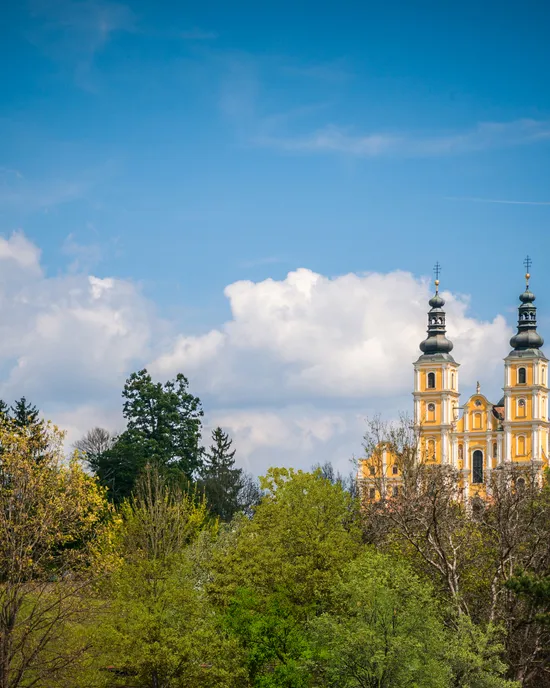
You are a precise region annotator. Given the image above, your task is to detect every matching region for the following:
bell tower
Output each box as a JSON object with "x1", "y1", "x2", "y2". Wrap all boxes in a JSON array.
[
  {"x1": 413, "y1": 264, "x2": 460, "y2": 465},
  {"x1": 503, "y1": 258, "x2": 549, "y2": 469}
]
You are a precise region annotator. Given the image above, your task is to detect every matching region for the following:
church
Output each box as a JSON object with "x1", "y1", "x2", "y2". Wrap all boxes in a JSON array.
[{"x1": 361, "y1": 260, "x2": 549, "y2": 499}]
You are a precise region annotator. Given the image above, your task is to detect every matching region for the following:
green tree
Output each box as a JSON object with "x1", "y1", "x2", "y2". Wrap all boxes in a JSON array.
[
  {"x1": 4, "y1": 397, "x2": 48, "y2": 459},
  {"x1": 200, "y1": 427, "x2": 259, "y2": 521},
  {"x1": 444, "y1": 615, "x2": 519, "y2": 688},
  {"x1": 209, "y1": 468, "x2": 362, "y2": 684},
  {"x1": 0, "y1": 422, "x2": 114, "y2": 688},
  {"x1": 94, "y1": 467, "x2": 246, "y2": 688},
  {"x1": 308, "y1": 550, "x2": 450, "y2": 688},
  {"x1": 10, "y1": 396, "x2": 40, "y2": 428},
  {"x1": 210, "y1": 468, "x2": 362, "y2": 611},
  {"x1": 95, "y1": 369, "x2": 204, "y2": 502},
  {"x1": 226, "y1": 589, "x2": 310, "y2": 688}
]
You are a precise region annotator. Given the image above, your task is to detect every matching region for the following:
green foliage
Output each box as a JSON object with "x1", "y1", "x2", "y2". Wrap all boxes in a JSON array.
[
  {"x1": 10, "y1": 396, "x2": 40, "y2": 428},
  {"x1": 443, "y1": 615, "x2": 520, "y2": 688},
  {"x1": 200, "y1": 427, "x2": 260, "y2": 521},
  {"x1": 93, "y1": 467, "x2": 246, "y2": 688},
  {"x1": 226, "y1": 589, "x2": 310, "y2": 688},
  {"x1": 309, "y1": 549, "x2": 449, "y2": 688},
  {"x1": 94, "y1": 369, "x2": 204, "y2": 502},
  {"x1": 0, "y1": 423, "x2": 115, "y2": 688},
  {"x1": 507, "y1": 570, "x2": 550, "y2": 626},
  {"x1": 209, "y1": 467, "x2": 362, "y2": 612}
]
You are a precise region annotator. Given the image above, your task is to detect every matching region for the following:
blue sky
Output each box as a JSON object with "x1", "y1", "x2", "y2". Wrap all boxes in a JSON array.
[{"x1": 0, "y1": 0, "x2": 549, "y2": 472}]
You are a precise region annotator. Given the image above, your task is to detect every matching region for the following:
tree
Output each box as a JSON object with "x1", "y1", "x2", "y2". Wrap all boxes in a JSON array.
[
  {"x1": 94, "y1": 370, "x2": 204, "y2": 503},
  {"x1": 200, "y1": 428, "x2": 259, "y2": 522},
  {"x1": 208, "y1": 468, "x2": 362, "y2": 684},
  {"x1": 3, "y1": 397, "x2": 48, "y2": 459},
  {"x1": 209, "y1": 468, "x2": 362, "y2": 611},
  {"x1": 94, "y1": 466, "x2": 246, "y2": 688},
  {"x1": 0, "y1": 422, "x2": 114, "y2": 688},
  {"x1": 74, "y1": 427, "x2": 115, "y2": 474},
  {"x1": 309, "y1": 550, "x2": 450, "y2": 688},
  {"x1": 361, "y1": 416, "x2": 550, "y2": 686},
  {"x1": 9, "y1": 397, "x2": 40, "y2": 428}
]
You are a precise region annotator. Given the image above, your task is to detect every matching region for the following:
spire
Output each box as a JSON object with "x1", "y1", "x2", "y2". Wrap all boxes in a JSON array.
[
  {"x1": 510, "y1": 256, "x2": 544, "y2": 352},
  {"x1": 419, "y1": 263, "x2": 454, "y2": 357}
]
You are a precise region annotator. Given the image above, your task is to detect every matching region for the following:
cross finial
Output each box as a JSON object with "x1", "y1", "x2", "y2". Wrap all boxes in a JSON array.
[
  {"x1": 433, "y1": 262, "x2": 441, "y2": 293},
  {"x1": 524, "y1": 255, "x2": 532, "y2": 287}
]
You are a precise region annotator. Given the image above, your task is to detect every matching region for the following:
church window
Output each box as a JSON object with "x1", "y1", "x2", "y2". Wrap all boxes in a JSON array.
[
  {"x1": 543, "y1": 368, "x2": 546, "y2": 385},
  {"x1": 458, "y1": 445, "x2": 463, "y2": 461},
  {"x1": 451, "y1": 372, "x2": 455, "y2": 389},
  {"x1": 473, "y1": 412, "x2": 482, "y2": 430},
  {"x1": 493, "y1": 442, "x2": 497, "y2": 459},
  {"x1": 427, "y1": 372, "x2": 435, "y2": 389},
  {"x1": 392, "y1": 465, "x2": 398, "y2": 475},
  {"x1": 427, "y1": 438, "x2": 436, "y2": 460},
  {"x1": 472, "y1": 450, "x2": 483, "y2": 484},
  {"x1": 516, "y1": 477, "x2": 526, "y2": 490},
  {"x1": 518, "y1": 367, "x2": 526, "y2": 384},
  {"x1": 518, "y1": 398, "x2": 526, "y2": 417},
  {"x1": 427, "y1": 403, "x2": 436, "y2": 422},
  {"x1": 369, "y1": 488, "x2": 375, "y2": 500},
  {"x1": 517, "y1": 435, "x2": 526, "y2": 456},
  {"x1": 369, "y1": 465, "x2": 375, "y2": 476},
  {"x1": 392, "y1": 485, "x2": 399, "y2": 497}
]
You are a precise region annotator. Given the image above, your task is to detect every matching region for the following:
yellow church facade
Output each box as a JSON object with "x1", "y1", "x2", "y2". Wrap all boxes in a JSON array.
[{"x1": 361, "y1": 264, "x2": 549, "y2": 499}]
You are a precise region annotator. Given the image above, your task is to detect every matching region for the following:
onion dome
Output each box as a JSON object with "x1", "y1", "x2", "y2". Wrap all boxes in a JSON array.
[
  {"x1": 419, "y1": 270, "x2": 454, "y2": 358},
  {"x1": 509, "y1": 262, "x2": 544, "y2": 352}
]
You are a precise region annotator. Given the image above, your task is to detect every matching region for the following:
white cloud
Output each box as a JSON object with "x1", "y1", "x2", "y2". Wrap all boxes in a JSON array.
[
  {"x1": 0, "y1": 232, "x2": 516, "y2": 474},
  {"x1": 150, "y1": 268, "x2": 510, "y2": 402},
  {"x1": 0, "y1": 233, "x2": 157, "y2": 410}
]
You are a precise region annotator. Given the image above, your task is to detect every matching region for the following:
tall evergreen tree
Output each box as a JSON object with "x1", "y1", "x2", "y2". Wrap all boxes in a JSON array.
[
  {"x1": 201, "y1": 427, "x2": 243, "y2": 522},
  {"x1": 10, "y1": 397, "x2": 40, "y2": 428},
  {"x1": 6, "y1": 397, "x2": 47, "y2": 459},
  {"x1": 94, "y1": 369, "x2": 204, "y2": 503}
]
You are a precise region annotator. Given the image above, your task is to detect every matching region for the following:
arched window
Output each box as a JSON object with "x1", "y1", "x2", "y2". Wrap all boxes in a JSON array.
[
  {"x1": 458, "y1": 445, "x2": 463, "y2": 461},
  {"x1": 427, "y1": 438, "x2": 436, "y2": 460},
  {"x1": 518, "y1": 398, "x2": 526, "y2": 418},
  {"x1": 427, "y1": 372, "x2": 436, "y2": 389},
  {"x1": 392, "y1": 485, "x2": 399, "y2": 497},
  {"x1": 369, "y1": 465, "x2": 376, "y2": 476},
  {"x1": 451, "y1": 372, "x2": 455, "y2": 389},
  {"x1": 473, "y1": 412, "x2": 482, "y2": 430},
  {"x1": 518, "y1": 367, "x2": 526, "y2": 384},
  {"x1": 369, "y1": 488, "x2": 376, "y2": 500},
  {"x1": 493, "y1": 442, "x2": 497, "y2": 458},
  {"x1": 516, "y1": 477, "x2": 526, "y2": 490},
  {"x1": 427, "y1": 403, "x2": 436, "y2": 422},
  {"x1": 472, "y1": 450, "x2": 484, "y2": 484},
  {"x1": 517, "y1": 435, "x2": 526, "y2": 456},
  {"x1": 392, "y1": 465, "x2": 398, "y2": 475}
]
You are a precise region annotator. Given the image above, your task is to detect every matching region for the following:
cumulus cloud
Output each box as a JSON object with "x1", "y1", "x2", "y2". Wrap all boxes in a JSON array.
[
  {"x1": 150, "y1": 268, "x2": 511, "y2": 402},
  {"x1": 0, "y1": 232, "x2": 157, "y2": 412},
  {"x1": 0, "y1": 232, "x2": 515, "y2": 475}
]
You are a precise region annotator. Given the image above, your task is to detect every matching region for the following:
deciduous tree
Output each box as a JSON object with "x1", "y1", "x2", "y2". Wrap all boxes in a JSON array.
[{"x1": 0, "y1": 423, "x2": 113, "y2": 688}]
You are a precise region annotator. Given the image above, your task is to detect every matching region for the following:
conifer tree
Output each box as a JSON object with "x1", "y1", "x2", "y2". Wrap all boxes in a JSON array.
[
  {"x1": 10, "y1": 396, "x2": 40, "y2": 428},
  {"x1": 93, "y1": 369, "x2": 204, "y2": 503},
  {"x1": 201, "y1": 427, "x2": 243, "y2": 522}
]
